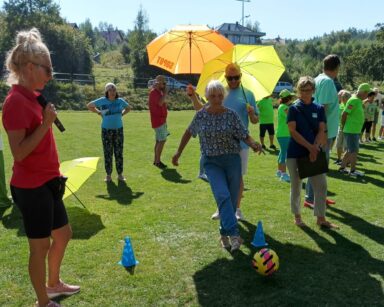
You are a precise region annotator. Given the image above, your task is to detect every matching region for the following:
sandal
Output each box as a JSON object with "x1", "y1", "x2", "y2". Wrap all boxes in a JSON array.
[{"x1": 294, "y1": 218, "x2": 306, "y2": 227}]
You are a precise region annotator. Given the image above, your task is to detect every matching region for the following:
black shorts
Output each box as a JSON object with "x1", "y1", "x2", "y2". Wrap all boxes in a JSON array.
[
  {"x1": 260, "y1": 123, "x2": 275, "y2": 137},
  {"x1": 361, "y1": 121, "x2": 373, "y2": 134},
  {"x1": 11, "y1": 177, "x2": 68, "y2": 239}
]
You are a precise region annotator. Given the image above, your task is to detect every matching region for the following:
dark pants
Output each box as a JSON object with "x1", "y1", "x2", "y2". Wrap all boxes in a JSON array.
[{"x1": 102, "y1": 128, "x2": 124, "y2": 175}]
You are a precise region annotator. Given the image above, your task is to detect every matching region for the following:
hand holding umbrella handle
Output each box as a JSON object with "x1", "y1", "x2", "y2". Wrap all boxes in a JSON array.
[{"x1": 186, "y1": 84, "x2": 195, "y2": 96}]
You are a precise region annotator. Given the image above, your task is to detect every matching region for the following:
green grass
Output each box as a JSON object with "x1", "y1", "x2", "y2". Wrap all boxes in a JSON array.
[{"x1": 0, "y1": 111, "x2": 383, "y2": 306}]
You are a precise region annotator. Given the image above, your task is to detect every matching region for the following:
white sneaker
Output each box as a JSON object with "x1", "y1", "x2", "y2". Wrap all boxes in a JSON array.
[
  {"x1": 198, "y1": 173, "x2": 209, "y2": 181},
  {"x1": 220, "y1": 236, "x2": 230, "y2": 249},
  {"x1": 229, "y1": 236, "x2": 243, "y2": 252},
  {"x1": 211, "y1": 210, "x2": 220, "y2": 220},
  {"x1": 235, "y1": 208, "x2": 245, "y2": 221}
]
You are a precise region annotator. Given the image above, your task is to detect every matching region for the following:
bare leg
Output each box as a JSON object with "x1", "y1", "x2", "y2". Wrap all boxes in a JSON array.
[
  {"x1": 278, "y1": 163, "x2": 286, "y2": 173},
  {"x1": 371, "y1": 123, "x2": 377, "y2": 139},
  {"x1": 260, "y1": 136, "x2": 265, "y2": 146},
  {"x1": 47, "y1": 224, "x2": 72, "y2": 287},
  {"x1": 28, "y1": 238, "x2": 51, "y2": 306},
  {"x1": 269, "y1": 134, "x2": 275, "y2": 146},
  {"x1": 154, "y1": 140, "x2": 166, "y2": 164}
]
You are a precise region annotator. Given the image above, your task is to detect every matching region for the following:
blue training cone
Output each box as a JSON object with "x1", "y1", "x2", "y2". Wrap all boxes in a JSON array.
[
  {"x1": 118, "y1": 236, "x2": 139, "y2": 267},
  {"x1": 251, "y1": 221, "x2": 268, "y2": 248}
]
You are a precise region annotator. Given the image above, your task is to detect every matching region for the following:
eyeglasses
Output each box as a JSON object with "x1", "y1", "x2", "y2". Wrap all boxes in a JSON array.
[
  {"x1": 225, "y1": 75, "x2": 241, "y2": 81},
  {"x1": 31, "y1": 62, "x2": 53, "y2": 76},
  {"x1": 299, "y1": 88, "x2": 313, "y2": 93}
]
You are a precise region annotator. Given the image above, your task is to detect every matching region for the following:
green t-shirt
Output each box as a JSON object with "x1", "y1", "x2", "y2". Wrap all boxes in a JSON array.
[
  {"x1": 364, "y1": 102, "x2": 378, "y2": 121},
  {"x1": 338, "y1": 103, "x2": 345, "y2": 123},
  {"x1": 276, "y1": 104, "x2": 290, "y2": 137},
  {"x1": 257, "y1": 97, "x2": 274, "y2": 124},
  {"x1": 343, "y1": 96, "x2": 364, "y2": 134}
]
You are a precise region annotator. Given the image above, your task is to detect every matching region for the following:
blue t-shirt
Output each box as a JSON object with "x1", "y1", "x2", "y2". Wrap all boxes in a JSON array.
[
  {"x1": 314, "y1": 73, "x2": 339, "y2": 139},
  {"x1": 224, "y1": 86, "x2": 258, "y2": 149},
  {"x1": 92, "y1": 97, "x2": 129, "y2": 129},
  {"x1": 287, "y1": 99, "x2": 326, "y2": 158},
  {"x1": 188, "y1": 108, "x2": 248, "y2": 157}
]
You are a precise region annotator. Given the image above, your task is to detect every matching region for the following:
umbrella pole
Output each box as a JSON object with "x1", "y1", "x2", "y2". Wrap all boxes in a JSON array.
[
  {"x1": 65, "y1": 184, "x2": 87, "y2": 209},
  {"x1": 240, "y1": 84, "x2": 249, "y2": 104},
  {"x1": 189, "y1": 31, "x2": 192, "y2": 74}
]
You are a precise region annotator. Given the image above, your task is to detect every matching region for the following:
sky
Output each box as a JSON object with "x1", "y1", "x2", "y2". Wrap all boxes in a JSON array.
[{"x1": 1, "y1": 0, "x2": 383, "y2": 40}]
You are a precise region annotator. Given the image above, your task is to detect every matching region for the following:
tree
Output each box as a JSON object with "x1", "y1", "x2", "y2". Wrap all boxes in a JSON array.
[{"x1": 79, "y1": 18, "x2": 96, "y2": 49}]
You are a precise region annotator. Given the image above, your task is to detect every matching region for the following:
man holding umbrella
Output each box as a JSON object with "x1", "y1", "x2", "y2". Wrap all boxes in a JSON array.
[{"x1": 192, "y1": 63, "x2": 259, "y2": 221}]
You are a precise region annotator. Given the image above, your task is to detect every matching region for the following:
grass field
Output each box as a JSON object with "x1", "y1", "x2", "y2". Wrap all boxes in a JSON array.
[{"x1": 0, "y1": 111, "x2": 383, "y2": 306}]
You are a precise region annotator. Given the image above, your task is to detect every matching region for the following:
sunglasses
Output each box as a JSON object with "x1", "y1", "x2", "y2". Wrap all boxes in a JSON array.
[
  {"x1": 299, "y1": 88, "x2": 313, "y2": 93},
  {"x1": 226, "y1": 75, "x2": 241, "y2": 81},
  {"x1": 31, "y1": 62, "x2": 53, "y2": 75}
]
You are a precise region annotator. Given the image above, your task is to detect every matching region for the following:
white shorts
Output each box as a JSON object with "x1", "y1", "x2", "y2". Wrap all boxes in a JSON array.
[{"x1": 239, "y1": 148, "x2": 249, "y2": 175}]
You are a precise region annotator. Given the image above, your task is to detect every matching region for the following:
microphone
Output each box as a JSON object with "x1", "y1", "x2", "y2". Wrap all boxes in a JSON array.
[{"x1": 36, "y1": 95, "x2": 65, "y2": 132}]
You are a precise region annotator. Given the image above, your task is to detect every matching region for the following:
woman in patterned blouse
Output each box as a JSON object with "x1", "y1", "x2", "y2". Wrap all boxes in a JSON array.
[{"x1": 172, "y1": 80, "x2": 263, "y2": 252}]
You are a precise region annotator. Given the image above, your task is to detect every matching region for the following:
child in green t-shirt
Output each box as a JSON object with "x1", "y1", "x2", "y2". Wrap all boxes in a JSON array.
[
  {"x1": 276, "y1": 89, "x2": 294, "y2": 182},
  {"x1": 361, "y1": 92, "x2": 377, "y2": 143},
  {"x1": 257, "y1": 95, "x2": 276, "y2": 150}
]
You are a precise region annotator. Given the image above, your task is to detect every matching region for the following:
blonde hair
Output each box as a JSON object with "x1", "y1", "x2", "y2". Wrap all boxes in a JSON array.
[
  {"x1": 225, "y1": 63, "x2": 241, "y2": 75},
  {"x1": 5, "y1": 28, "x2": 50, "y2": 85},
  {"x1": 205, "y1": 80, "x2": 226, "y2": 98},
  {"x1": 296, "y1": 76, "x2": 315, "y2": 91}
]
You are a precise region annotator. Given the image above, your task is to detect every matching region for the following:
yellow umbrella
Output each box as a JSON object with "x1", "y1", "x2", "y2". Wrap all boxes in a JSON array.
[
  {"x1": 196, "y1": 45, "x2": 285, "y2": 101},
  {"x1": 146, "y1": 25, "x2": 233, "y2": 74},
  {"x1": 60, "y1": 157, "x2": 99, "y2": 200}
]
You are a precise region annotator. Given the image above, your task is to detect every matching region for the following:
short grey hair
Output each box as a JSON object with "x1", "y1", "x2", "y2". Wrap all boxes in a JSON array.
[
  {"x1": 296, "y1": 76, "x2": 316, "y2": 91},
  {"x1": 205, "y1": 80, "x2": 226, "y2": 97},
  {"x1": 338, "y1": 89, "x2": 351, "y2": 101}
]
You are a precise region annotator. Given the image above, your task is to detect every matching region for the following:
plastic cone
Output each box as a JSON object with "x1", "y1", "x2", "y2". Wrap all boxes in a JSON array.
[
  {"x1": 118, "y1": 236, "x2": 139, "y2": 267},
  {"x1": 251, "y1": 221, "x2": 268, "y2": 247}
]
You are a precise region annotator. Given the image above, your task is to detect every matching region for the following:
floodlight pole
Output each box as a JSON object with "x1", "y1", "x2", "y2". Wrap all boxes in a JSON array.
[{"x1": 236, "y1": 0, "x2": 251, "y2": 26}]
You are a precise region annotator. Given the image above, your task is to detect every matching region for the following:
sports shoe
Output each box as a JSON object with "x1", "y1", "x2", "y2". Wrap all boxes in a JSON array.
[
  {"x1": 198, "y1": 173, "x2": 209, "y2": 182},
  {"x1": 117, "y1": 174, "x2": 126, "y2": 181},
  {"x1": 220, "y1": 236, "x2": 230, "y2": 249},
  {"x1": 229, "y1": 236, "x2": 243, "y2": 252},
  {"x1": 235, "y1": 208, "x2": 245, "y2": 221},
  {"x1": 104, "y1": 175, "x2": 112, "y2": 182},
  {"x1": 326, "y1": 199, "x2": 336, "y2": 205},
  {"x1": 211, "y1": 210, "x2": 220, "y2": 220},
  {"x1": 338, "y1": 167, "x2": 349, "y2": 174},
  {"x1": 269, "y1": 144, "x2": 277, "y2": 150},
  {"x1": 154, "y1": 161, "x2": 167, "y2": 169},
  {"x1": 333, "y1": 159, "x2": 342, "y2": 165},
  {"x1": 35, "y1": 300, "x2": 61, "y2": 307},
  {"x1": 46, "y1": 280, "x2": 80, "y2": 299},
  {"x1": 261, "y1": 144, "x2": 266, "y2": 150},
  {"x1": 372, "y1": 137, "x2": 377, "y2": 141},
  {"x1": 280, "y1": 172, "x2": 290, "y2": 182},
  {"x1": 276, "y1": 170, "x2": 282, "y2": 178},
  {"x1": 303, "y1": 200, "x2": 314, "y2": 209},
  {"x1": 349, "y1": 169, "x2": 365, "y2": 177}
]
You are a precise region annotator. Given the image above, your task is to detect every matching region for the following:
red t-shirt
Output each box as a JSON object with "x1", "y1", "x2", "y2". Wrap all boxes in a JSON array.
[
  {"x1": 149, "y1": 88, "x2": 168, "y2": 128},
  {"x1": 2, "y1": 85, "x2": 60, "y2": 188}
]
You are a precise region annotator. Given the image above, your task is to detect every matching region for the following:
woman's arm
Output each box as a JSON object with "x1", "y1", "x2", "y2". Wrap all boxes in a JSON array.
[
  {"x1": 172, "y1": 129, "x2": 192, "y2": 166},
  {"x1": 87, "y1": 102, "x2": 101, "y2": 116},
  {"x1": 244, "y1": 135, "x2": 263, "y2": 154},
  {"x1": 314, "y1": 122, "x2": 327, "y2": 148},
  {"x1": 122, "y1": 106, "x2": 131, "y2": 116},
  {"x1": 7, "y1": 104, "x2": 56, "y2": 161},
  {"x1": 187, "y1": 85, "x2": 204, "y2": 111},
  {"x1": 288, "y1": 121, "x2": 319, "y2": 161}
]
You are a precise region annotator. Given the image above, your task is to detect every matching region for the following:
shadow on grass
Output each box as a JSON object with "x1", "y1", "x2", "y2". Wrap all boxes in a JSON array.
[
  {"x1": 66, "y1": 206, "x2": 105, "y2": 239},
  {"x1": 327, "y1": 169, "x2": 384, "y2": 188},
  {"x1": 161, "y1": 168, "x2": 191, "y2": 184},
  {"x1": 0, "y1": 205, "x2": 104, "y2": 239},
  {"x1": 193, "y1": 220, "x2": 384, "y2": 306},
  {"x1": 96, "y1": 180, "x2": 144, "y2": 205},
  {"x1": 327, "y1": 206, "x2": 384, "y2": 245}
]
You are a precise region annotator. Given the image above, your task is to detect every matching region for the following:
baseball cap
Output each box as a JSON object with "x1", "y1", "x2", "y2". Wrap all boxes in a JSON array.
[
  {"x1": 279, "y1": 89, "x2": 294, "y2": 98},
  {"x1": 357, "y1": 83, "x2": 372, "y2": 93}
]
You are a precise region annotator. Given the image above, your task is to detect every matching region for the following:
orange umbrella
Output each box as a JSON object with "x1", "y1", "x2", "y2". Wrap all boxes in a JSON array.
[{"x1": 146, "y1": 25, "x2": 233, "y2": 74}]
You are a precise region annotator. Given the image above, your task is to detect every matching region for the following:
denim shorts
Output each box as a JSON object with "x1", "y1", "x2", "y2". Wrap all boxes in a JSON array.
[
  {"x1": 344, "y1": 133, "x2": 360, "y2": 153},
  {"x1": 154, "y1": 123, "x2": 170, "y2": 141}
]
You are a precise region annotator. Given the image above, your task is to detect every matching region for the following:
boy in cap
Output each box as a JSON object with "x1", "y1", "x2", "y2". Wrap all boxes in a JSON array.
[{"x1": 339, "y1": 83, "x2": 372, "y2": 177}]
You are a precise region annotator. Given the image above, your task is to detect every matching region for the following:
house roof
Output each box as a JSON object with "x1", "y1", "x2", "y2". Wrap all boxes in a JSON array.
[
  {"x1": 100, "y1": 30, "x2": 124, "y2": 44},
  {"x1": 216, "y1": 22, "x2": 266, "y2": 37}
]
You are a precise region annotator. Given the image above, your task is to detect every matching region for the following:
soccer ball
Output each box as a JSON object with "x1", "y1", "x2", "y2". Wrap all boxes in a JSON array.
[{"x1": 252, "y1": 248, "x2": 279, "y2": 276}]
